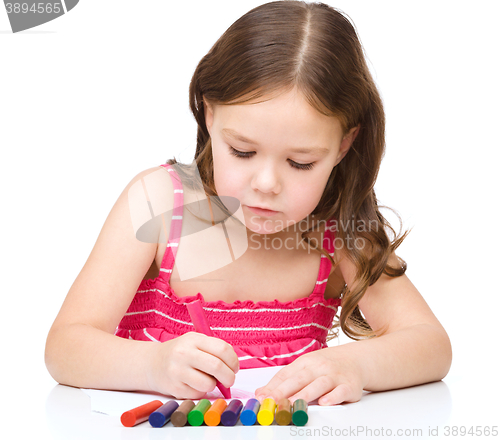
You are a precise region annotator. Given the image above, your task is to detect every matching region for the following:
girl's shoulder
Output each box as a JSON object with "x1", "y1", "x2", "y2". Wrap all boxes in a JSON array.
[{"x1": 127, "y1": 165, "x2": 176, "y2": 241}]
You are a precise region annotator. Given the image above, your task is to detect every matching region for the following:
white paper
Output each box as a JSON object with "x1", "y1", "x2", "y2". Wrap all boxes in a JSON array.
[{"x1": 81, "y1": 365, "x2": 284, "y2": 416}]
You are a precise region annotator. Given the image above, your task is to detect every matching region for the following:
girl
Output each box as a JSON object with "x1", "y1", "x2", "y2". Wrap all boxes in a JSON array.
[{"x1": 45, "y1": 1, "x2": 451, "y2": 406}]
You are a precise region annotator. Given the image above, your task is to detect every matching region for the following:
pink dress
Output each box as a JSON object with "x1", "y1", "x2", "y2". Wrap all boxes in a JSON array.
[{"x1": 115, "y1": 164, "x2": 341, "y2": 368}]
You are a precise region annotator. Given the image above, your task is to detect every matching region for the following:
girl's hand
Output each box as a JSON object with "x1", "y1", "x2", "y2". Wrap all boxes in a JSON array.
[
  {"x1": 146, "y1": 332, "x2": 240, "y2": 399},
  {"x1": 255, "y1": 346, "x2": 366, "y2": 406}
]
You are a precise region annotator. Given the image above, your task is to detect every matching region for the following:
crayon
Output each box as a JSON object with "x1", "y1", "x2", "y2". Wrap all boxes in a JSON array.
[
  {"x1": 221, "y1": 399, "x2": 243, "y2": 426},
  {"x1": 240, "y1": 398, "x2": 260, "y2": 426},
  {"x1": 187, "y1": 399, "x2": 212, "y2": 426},
  {"x1": 149, "y1": 400, "x2": 179, "y2": 427},
  {"x1": 257, "y1": 397, "x2": 276, "y2": 426},
  {"x1": 292, "y1": 399, "x2": 308, "y2": 426},
  {"x1": 171, "y1": 400, "x2": 195, "y2": 427},
  {"x1": 186, "y1": 299, "x2": 232, "y2": 399},
  {"x1": 204, "y1": 398, "x2": 228, "y2": 426},
  {"x1": 120, "y1": 400, "x2": 163, "y2": 427},
  {"x1": 276, "y1": 398, "x2": 292, "y2": 426}
]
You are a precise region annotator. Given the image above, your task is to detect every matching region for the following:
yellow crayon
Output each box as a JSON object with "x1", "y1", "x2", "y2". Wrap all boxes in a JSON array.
[{"x1": 257, "y1": 398, "x2": 276, "y2": 425}]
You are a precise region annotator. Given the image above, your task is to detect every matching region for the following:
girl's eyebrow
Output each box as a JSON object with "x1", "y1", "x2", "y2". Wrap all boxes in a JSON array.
[{"x1": 222, "y1": 128, "x2": 330, "y2": 155}]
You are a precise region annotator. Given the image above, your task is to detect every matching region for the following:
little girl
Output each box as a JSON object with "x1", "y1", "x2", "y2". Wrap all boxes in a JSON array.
[{"x1": 45, "y1": 1, "x2": 451, "y2": 406}]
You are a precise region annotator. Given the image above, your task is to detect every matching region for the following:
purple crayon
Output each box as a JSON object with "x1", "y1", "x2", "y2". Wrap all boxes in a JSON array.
[
  {"x1": 221, "y1": 399, "x2": 243, "y2": 426},
  {"x1": 149, "y1": 400, "x2": 179, "y2": 427}
]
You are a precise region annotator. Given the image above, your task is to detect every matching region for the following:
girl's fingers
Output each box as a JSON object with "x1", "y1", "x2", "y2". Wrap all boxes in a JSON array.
[
  {"x1": 193, "y1": 334, "x2": 240, "y2": 374},
  {"x1": 163, "y1": 367, "x2": 212, "y2": 400},
  {"x1": 286, "y1": 374, "x2": 337, "y2": 404},
  {"x1": 159, "y1": 333, "x2": 239, "y2": 398},
  {"x1": 180, "y1": 366, "x2": 217, "y2": 396},
  {"x1": 255, "y1": 362, "x2": 304, "y2": 397},
  {"x1": 256, "y1": 366, "x2": 313, "y2": 403},
  {"x1": 255, "y1": 372, "x2": 291, "y2": 400},
  {"x1": 316, "y1": 383, "x2": 362, "y2": 406},
  {"x1": 189, "y1": 346, "x2": 237, "y2": 388}
]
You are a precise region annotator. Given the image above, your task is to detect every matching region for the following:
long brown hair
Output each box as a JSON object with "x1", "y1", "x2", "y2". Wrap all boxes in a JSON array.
[{"x1": 169, "y1": 0, "x2": 409, "y2": 340}]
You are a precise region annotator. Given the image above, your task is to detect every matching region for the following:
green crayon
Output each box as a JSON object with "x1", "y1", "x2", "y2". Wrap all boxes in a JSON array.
[
  {"x1": 187, "y1": 399, "x2": 212, "y2": 426},
  {"x1": 292, "y1": 399, "x2": 308, "y2": 426}
]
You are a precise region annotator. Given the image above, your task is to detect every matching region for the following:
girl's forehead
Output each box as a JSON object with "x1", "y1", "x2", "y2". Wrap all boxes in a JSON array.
[
  {"x1": 215, "y1": 112, "x2": 343, "y2": 151},
  {"x1": 215, "y1": 90, "x2": 324, "y2": 120},
  {"x1": 213, "y1": 92, "x2": 343, "y2": 135},
  {"x1": 211, "y1": 87, "x2": 343, "y2": 127}
]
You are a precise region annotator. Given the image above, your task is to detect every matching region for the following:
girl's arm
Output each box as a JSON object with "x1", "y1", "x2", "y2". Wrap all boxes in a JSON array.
[
  {"x1": 338, "y1": 252, "x2": 452, "y2": 392},
  {"x1": 45, "y1": 167, "x2": 161, "y2": 391},
  {"x1": 256, "y1": 249, "x2": 452, "y2": 405},
  {"x1": 45, "y1": 167, "x2": 239, "y2": 397}
]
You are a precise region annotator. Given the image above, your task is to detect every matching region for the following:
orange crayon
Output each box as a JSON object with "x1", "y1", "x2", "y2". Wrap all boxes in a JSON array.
[{"x1": 204, "y1": 399, "x2": 228, "y2": 426}]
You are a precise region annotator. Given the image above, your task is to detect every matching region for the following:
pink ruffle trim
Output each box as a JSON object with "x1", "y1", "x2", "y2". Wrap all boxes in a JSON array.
[{"x1": 137, "y1": 276, "x2": 341, "y2": 310}]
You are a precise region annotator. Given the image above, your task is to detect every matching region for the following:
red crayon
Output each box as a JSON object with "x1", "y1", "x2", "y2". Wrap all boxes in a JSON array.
[
  {"x1": 120, "y1": 400, "x2": 163, "y2": 427},
  {"x1": 186, "y1": 299, "x2": 232, "y2": 398}
]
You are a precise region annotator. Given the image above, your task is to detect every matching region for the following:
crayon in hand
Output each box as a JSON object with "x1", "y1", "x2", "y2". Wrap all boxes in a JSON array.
[{"x1": 186, "y1": 299, "x2": 232, "y2": 398}]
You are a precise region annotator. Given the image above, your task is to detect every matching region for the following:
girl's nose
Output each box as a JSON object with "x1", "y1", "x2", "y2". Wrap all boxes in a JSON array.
[{"x1": 250, "y1": 164, "x2": 282, "y2": 195}]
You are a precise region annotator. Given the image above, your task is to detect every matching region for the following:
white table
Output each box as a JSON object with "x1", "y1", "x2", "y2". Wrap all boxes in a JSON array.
[{"x1": 16, "y1": 364, "x2": 498, "y2": 440}]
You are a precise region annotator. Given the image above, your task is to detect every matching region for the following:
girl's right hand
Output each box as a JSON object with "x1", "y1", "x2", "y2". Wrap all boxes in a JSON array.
[{"x1": 146, "y1": 332, "x2": 240, "y2": 399}]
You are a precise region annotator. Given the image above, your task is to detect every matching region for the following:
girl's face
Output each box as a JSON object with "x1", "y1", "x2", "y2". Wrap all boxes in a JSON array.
[{"x1": 205, "y1": 88, "x2": 358, "y2": 235}]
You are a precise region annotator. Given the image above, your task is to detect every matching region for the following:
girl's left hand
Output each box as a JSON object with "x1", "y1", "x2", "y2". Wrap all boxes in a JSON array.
[{"x1": 255, "y1": 346, "x2": 366, "y2": 406}]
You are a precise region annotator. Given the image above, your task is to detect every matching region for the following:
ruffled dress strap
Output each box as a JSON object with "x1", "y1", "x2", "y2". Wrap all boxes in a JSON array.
[
  {"x1": 309, "y1": 219, "x2": 339, "y2": 303},
  {"x1": 157, "y1": 163, "x2": 184, "y2": 284}
]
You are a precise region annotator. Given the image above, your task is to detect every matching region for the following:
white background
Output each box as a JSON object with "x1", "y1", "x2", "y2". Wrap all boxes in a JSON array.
[{"x1": 1, "y1": 1, "x2": 499, "y2": 438}]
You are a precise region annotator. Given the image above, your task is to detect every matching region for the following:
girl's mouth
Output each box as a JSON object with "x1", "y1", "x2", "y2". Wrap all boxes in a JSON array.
[{"x1": 246, "y1": 206, "x2": 280, "y2": 217}]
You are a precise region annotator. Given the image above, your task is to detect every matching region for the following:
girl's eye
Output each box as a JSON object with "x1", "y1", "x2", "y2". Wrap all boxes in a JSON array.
[
  {"x1": 290, "y1": 161, "x2": 315, "y2": 171},
  {"x1": 229, "y1": 147, "x2": 254, "y2": 159},
  {"x1": 229, "y1": 147, "x2": 315, "y2": 171}
]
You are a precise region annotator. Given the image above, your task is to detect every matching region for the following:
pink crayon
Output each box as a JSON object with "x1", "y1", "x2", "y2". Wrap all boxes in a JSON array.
[{"x1": 186, "y1": 299, "x2": 232, "y2": 399}]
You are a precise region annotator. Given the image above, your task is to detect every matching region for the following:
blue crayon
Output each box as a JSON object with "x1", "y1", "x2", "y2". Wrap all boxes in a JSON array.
[
  {"x1": 149, "y1": 400, "x2": 179, "y2": 427},
  {"x1": 240, "y1": 398, "x2": 260, "y2": 426},
  {"x1": 221, "y1": 399, "x2": 243, "y2": 426}
]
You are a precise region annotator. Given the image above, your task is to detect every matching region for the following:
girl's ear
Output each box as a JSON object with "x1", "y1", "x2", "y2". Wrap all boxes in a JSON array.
[
  {"x1": 204, "y1": 98, "x2": 215, "y2": 136},
  {"x1": 335, "y1": 125, "x2": 360, "y2": 166}
]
